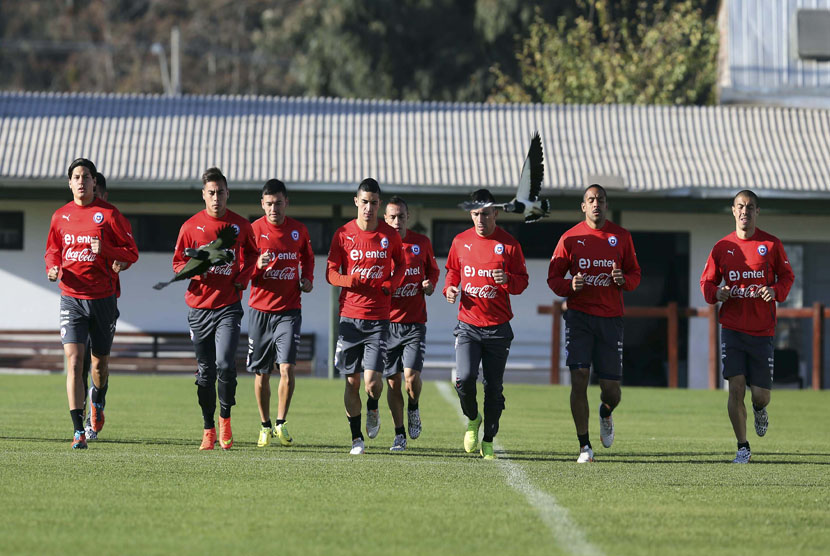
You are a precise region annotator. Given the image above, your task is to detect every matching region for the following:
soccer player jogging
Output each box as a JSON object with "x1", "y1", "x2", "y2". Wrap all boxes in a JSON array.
[
  {"x1": 247, "y1": 179, "x2": 314, "y2": 448},
  {"x1": 444, "y1": 189, "x2": 528, "y2": 460},
  {"x1": 700, "y1": 190, "x2": 793, "y2": 464},
  {"x1": 547, "y1": 184, "x2": 641, "y2": 463},
  {"x1": 44, "y1": 158, "x2": 139, "y2": 449},
  {"x1": 173, "y1": 167, "x2": 258, "y2": 450},
  {"x1": 326, "y1": 178, "x2": 405, "y2": 455},
  {"x1": 382, "y1": 196, "x2": 440, "y2": 452}
]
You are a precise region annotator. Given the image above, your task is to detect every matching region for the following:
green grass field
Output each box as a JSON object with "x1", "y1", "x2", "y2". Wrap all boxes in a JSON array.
[{"x1": 1, "y1": 374, "x2": 828, "y2": 556}]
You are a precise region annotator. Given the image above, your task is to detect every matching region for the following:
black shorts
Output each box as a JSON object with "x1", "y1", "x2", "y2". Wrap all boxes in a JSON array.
[
  {"x1": 383, "y1": 322, "x2": 426, "y2": 377},
  {"x1": 246, "y1": 308, "x2": 302, "y2": 373},
  {"x1": 59, "y1": 295, "x2": 119, "y2": 356},
  {"x1": 335, "y1": 317, "x2": 389, "y2": 376},
  {"x1": 721, "y1": 328, "x2": 774, "y2": 389},
  {"x1": 564, "y1": 309, "x2": 623, "y2": 380}
]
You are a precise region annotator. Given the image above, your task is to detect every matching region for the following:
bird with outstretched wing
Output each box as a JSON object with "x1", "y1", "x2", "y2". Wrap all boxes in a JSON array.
[
  {"x1": 153, "y1": 224, "x2": 238, "y2": 290},
  {"x1": 458, "y1": 132, "x2": 550, "y2": 222}
]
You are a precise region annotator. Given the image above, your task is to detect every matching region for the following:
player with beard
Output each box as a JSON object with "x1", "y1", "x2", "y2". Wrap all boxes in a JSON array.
[
  {"x1": 327, "y1": 178, "x2": 405, "y2": 455},
  {"x1": 173, "y1": 167, "x2": 258, "y2": 450},
  {"x1": 44, "y1": 158, "x2": 139, "y2": 449},
  {"x1": 382, "y1": 196, "x2": 440, "y2": 452},
  {"x1": 247, "y1": 179, "x2": 314, "y2": 448},
  {"x1": 443, "y1": 189, "x2": 528, "y2": 460},
  {"x1": 701, "y1": 190, "x2": 793, "y2": 463},
  {"x1": 548, "y1": 184, "x2": 641, "y2": 463}
]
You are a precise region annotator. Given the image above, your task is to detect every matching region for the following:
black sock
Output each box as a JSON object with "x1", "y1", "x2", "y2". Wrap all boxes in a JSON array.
[
  {"x1": 578, "y1": 433, "x2": 591, "y2": 449},
  {"x1": 483, "y1": 434, "x2": 494, "y2": 443},
  {"x1": 752, "y1": 403, "x2": 764, "y2": 412},
  {"x1": 599, "y1": 403, "x2": 613, "y2": 419},
  {"x1": 408, "y1": 400, "x2": 419, "y2": 411},
  {"x1": 197, "y1": 385, "x2": 216, "y2": 429},
  {"x1": 276, "y1": 419, "x2": 286, "y2": 426},
  {"x1": 366, "y1": 396, "x2": 379, "y2": 411},
  {"x1": 70, "y1": 409, "x2": 84, "y2": 432},
  {"x1": 738, "y1": 441, "x2": 750, "y2": 451},
  {"x1": 262, "y1": 420, "x2": 272, "y2": 429},
  {"x1": 90, "y1": 380, "x2": 109, "y2": 406},
  {"x1": 219, "y1": 405, "x2": 231, "y2": 419},
  {"x1": 395, "y1": 426, "x2": 406, "y2": 437},
  {"x1": 348, "y1": 415, "x2": 363, "y2": 440}
]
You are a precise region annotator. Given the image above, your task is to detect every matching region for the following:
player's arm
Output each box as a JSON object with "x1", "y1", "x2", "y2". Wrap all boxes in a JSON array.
[
  {"x1": 300, "y1": 227, "x2": 315, "y2": 289},
  {"x1": 234, "y1": 224, "x2": 259, "y2": 289},
  {"x1": 502, "y1": 243, "x2": 529, "y2": 295},
  {"x1": 547, "y1": 239, "x2": 574, "y2": 297},
  {"x1": 700, "y1": 249, "x2": 725, "y2": 304},
  {"x1": 423, "y1": 240, "x2": 440, "y2": 295},
  {"x1": 44, "y1": 215, "x2": 62, "y2": 281},
  {"x1": 619, "y1": 233, "x2": 641, "y2": 291},
  {"x1": 325, "y1": 231, "x2": 356, "y2": 289},
  {"x1": 442, "y1": 241, "x2": 460, "y2": 302},
  {"x1": 96, "y1": 209, "x2": 139, "y2": 264},
  {"x1": 770, "y1": 240, "x2": 794, "y2": 303},
  {"x1": 385, "y1": 235, "x2": 406, "y2": 293},
  {"x1": 172, "y1": 225, "x2": 202, "y2": 281}
]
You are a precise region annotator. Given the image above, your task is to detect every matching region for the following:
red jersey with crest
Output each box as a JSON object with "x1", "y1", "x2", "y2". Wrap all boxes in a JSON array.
[
  {"x1": 173, "y1": 209, "x2": 258, "y2": 310},
  {"x1": 547, "y1": 220, "x2": 641, "y2": 317},
  {"x1": 700, "y1": 229, "x2": 793, "y2": 336},
  {"x1": 326, "y1": 219, "x2": 406, "y2": 320},
  {"x1": 389, "y1": 230, "x2": 440, "y2": 324},
  {"x1": 44, "y1": 198, "x2": 139, "y2": 299},
  {"x1": 249, "y1": 216, "x2": 315, "y2": 313},
  {"x1": 443, "y1": 227, "x2": 528, "y2": 327}
]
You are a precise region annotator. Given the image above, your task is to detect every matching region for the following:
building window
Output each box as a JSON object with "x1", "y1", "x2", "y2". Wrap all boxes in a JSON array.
[
  {"x1": 431, "y1": 220, "x2": 571, "y2": 258},
  {"x1": 0, "y1": 211, "x2": 23, "y2": 250},
  {"x1": 125, "y1": 214, "x2": 188, "y2": 253}
]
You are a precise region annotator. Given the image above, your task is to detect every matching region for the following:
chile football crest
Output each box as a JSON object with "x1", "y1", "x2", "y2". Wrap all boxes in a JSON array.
[{"x1": 757, "y1": 244, "x2": 768, "y2": 256}]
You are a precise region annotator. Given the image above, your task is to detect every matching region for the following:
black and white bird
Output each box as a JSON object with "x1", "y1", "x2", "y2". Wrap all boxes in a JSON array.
[
  {"x1": 502, "y1": 131, "x2": 549, "y2": 222},
  {"x1": 153, "y1": 224, "x2": 238, "y2": 290}
]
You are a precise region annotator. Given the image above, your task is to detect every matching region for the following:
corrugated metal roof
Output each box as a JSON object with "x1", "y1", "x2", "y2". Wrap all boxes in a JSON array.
[{"x1": 1, "y1": 91, "x2": 829, "y2": 194}]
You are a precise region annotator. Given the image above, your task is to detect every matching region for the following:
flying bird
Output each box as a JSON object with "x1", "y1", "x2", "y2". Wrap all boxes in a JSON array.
[
  {"x1": 458, "y1": 132, "x2": 550, "y2": 222},
  {"x1": 153, "y1": 224, "x2": 238, "y2": 290}
]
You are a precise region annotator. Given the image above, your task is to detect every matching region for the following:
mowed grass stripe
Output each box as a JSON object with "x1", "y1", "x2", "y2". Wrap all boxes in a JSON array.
[{"x1": 436, "y1": 381, "x2": 603, "y2": 556}]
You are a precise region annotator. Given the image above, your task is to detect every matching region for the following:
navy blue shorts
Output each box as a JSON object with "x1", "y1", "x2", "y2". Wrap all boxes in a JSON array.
[
  {"x1": 383, "y1": 322, "x2": 426, "y2": 378},
  {"x1": 246, "y1": 308, "x2": 302, "y2": 373},
  {"x1": 59, "y1": 295, "x2": 119, "y2": 356},
  {"x1": 721, "y1": 328, "x2": 774, "y2": 390},
  {"x1": 335, "y1": 318, "x2": 389, "y2": 376},
  {"x1": 564, "y1": 309, "x2": 623, "y2": 380}
]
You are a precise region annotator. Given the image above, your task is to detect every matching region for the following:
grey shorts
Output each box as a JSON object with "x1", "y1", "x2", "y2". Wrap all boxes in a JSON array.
[
  {"x1": 246, "y1": 308, "x2": 302, "y2": 373},
  {"x1": 383, "y1": 322, "x2": 426, "y2": 378},
  {"x1": 564, "y1": 309, "x2": 624, "y2": 380},
  {"x1": 335, "y1": 317, "x2": 389, "y2": 376},
  {"x1": 59, "y1": 295, "x2": 119, "y2": 356},
  {"x1": 721, "y1": 328, "x2": 774, "y2": 390}
]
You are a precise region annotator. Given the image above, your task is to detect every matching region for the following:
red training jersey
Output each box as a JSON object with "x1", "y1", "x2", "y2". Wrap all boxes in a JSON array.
[
  {"x1": 443, "y1": 226, "x2": 528, "y2": 327},
  {"x1": 700, "y1": 229, "x2": 793, "y2": 337},
  {"x1": 547, "y1": 220, "x2": 641, "y2": 318},
  {"x1": 249, "y1": 216, "x2": 315, "y2": 313},
  {"x1": 44, "y1": 198, "x2": 139, "y2": 300},
  {"x1": 173, "y1": 209, "x2": 258, "y2": 310},
  {"x1": 326, "y1": 219, "x2": 405, "y2": 320},
  {"x1": 389, "y1": 230, "x2": 440, "y2": 324}
]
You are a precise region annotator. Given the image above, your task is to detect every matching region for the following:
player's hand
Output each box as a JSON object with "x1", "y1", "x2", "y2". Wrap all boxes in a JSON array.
[
  {"x1": 758, "y1": 286, "x2": 776, "y2": 303},
  {"x1": 716, "y1": 285, "x2": 731, "y2": 302},
  {"x1": 47, "y1": 266, "x2": 59, "y2": 282},
  {"x1": 612, "y1": 262, "x2": 625, "y2": 286},
  {"x1": 90, "y1": 236, "x2": 101, "y2": 255},
  {"x1": 299, "y1": 278, "x2": 313, "y2": 293},
  {"x1": 492, "y1": 268, "x2": 507, "y2": 285},
  {"x1": 422, "y1": 279, "x2": 434, "y2": 296},
  {"x1": 112, "y1": 260, "x2": 129, "y2": 273},
  {"x1": 446, "y1": 285, "x2": 459, "y2": 304},
  {"x1": 257, "y1": 251, "x2": 273, "y2": 269},
  {"x1": 572, "y1": 272, "x2": 585, "y2": 292}
]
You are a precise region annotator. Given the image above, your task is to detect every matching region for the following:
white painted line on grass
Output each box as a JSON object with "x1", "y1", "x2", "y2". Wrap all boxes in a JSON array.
[{"x1": 436, "y1": 381, "x2": 603, "y2": 556}]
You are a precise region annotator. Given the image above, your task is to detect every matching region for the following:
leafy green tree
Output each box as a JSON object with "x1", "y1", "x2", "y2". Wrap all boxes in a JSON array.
[{"x1": 490, "y1": 0, "x2": 718, "y2": 105}]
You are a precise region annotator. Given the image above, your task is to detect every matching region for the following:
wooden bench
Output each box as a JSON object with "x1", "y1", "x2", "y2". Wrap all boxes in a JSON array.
[{"x1": 0, "y1": 330, "x2": 315, "y2": 375}]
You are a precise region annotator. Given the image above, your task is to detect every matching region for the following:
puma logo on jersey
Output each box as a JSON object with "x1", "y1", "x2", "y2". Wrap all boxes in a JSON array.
[
  {"x1": 62, "y1": 214, "x2": 71, "y2": 221},
  {"x1": 727, "y1": 249, "x2": 734, "y2": 256},
  {"x1": 577, "y1": 239, "x2": 585, "y2": 246},
  {"x1": 196, "y1": 226, "x2": 206, "y2": 232},
  {"x1": 463, "y1": 244, "x2": 472, "y2": 251},
  {"x1": 345, "y1": 235, "x2": 354, "y2": 242},
  {"x1": 260, "y1": 234, "x2": 270, "y2": 240}
]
